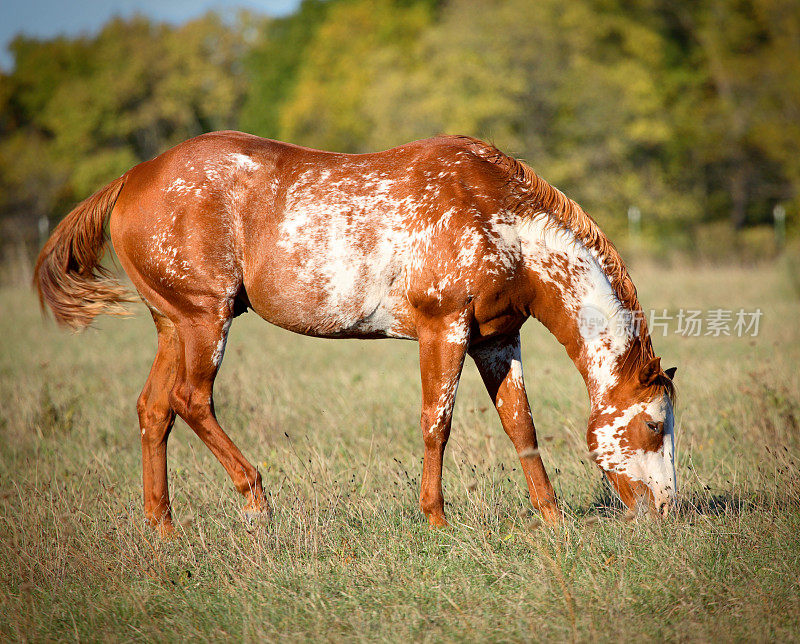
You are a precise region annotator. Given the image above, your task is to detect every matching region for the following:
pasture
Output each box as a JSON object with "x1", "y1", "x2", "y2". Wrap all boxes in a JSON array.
[{"x1": 1, "y1": 259, "x2": 799, "y2": 641}]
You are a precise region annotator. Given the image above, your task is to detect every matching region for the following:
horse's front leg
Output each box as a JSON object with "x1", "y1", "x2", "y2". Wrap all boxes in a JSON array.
[
  {"x1": 469, "y1": 333, "x2": 562, "y2": 525},
  {"x1": 417, "y1": 311, "x2": 471, "y2": 528}
]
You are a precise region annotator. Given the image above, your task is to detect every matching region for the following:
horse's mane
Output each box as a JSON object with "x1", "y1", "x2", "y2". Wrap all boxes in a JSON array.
[{"x1": 448, "y1": 135, "x2": 675, "y2": 401}]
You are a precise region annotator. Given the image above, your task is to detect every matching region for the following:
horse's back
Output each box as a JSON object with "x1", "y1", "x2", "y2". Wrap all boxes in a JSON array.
[{"x1": 238, "y1": 134, "x2": 516, "y2": 338}]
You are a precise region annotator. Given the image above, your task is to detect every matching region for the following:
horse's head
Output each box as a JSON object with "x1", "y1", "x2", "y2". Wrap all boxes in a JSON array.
[{"x1": 588, "y1": 357, "x2": 677, "y2": 516}]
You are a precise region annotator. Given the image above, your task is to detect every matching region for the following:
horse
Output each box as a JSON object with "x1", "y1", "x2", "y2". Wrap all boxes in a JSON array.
[{"x1": 34, "y1": 131, "x2": 677, "y2": 534}]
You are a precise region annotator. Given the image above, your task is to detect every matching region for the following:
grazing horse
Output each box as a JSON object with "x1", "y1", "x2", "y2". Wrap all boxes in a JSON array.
[{"x1": 35, "y1": 132, "x2": 677, "y2": 533}]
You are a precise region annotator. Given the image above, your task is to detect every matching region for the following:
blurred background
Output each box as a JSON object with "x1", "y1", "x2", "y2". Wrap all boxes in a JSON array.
[{"x1": 1, "y1": 0, "x2": 799, "y2": 284}]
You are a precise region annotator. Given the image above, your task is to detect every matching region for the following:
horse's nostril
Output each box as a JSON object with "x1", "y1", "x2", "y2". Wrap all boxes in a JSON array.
[{"x1": 657, "y1": 501, "x2": 670, "y2": 516}]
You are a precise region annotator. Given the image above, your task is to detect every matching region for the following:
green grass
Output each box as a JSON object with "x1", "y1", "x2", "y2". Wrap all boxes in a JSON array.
[{"x1": 1, "y1": 261, "x2": 799, "y2": 641}]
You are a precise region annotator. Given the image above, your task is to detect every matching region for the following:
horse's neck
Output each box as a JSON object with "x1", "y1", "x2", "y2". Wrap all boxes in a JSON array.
[{"x1": 517, "y1": 216, "x2": 638, "y2": 406}]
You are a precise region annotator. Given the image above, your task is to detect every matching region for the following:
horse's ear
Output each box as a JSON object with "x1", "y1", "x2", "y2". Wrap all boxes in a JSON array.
[
  {"x1": 664, "y1": 366, "x2": 677, "y2": 380},
  {"x1": 639, "y1": 357, "x2": 662, "y2": 386}
]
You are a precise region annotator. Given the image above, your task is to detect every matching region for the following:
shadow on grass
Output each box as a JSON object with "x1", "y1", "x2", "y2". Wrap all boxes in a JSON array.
[
  {"x1": 677, "y1": 492, "x2": 756, "y2": 516},
  {"x1": 570, "y1": 481, "x2": 758, "y2": 520}
]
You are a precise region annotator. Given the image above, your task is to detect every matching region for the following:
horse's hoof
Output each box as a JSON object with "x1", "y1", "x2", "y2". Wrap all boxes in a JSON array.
[
  {"x1": 428, "y1": 515, "x2": 449, "y2": 529},
  {"x1": 150, "y1": 519, "x2": 176, "y2": 539},
  {"x1": 159, "y1": 524, "x2": 177, "y2": 539},
  {"x1": 539, "y1": 505, "x2": 563, "y2": 527},
  {"x1": 242, "y1": 499, "x2": 272, "y2": 528}
]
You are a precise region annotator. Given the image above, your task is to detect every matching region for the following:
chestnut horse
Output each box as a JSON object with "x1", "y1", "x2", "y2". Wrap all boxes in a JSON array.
[{"x1": 35, "y1": 132, "x2": 677, "y2": 533}]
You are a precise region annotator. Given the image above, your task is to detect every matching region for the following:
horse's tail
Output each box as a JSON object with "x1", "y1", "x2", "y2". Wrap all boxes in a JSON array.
[{"x1": 34, "y1": 175, "x2": 132, "y2": 331}]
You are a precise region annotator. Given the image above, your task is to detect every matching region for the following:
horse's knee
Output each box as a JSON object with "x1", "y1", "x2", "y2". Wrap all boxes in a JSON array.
[
  {"x1": 420, "y1": 407, "x2": 442, "y2": 431},
  {"x1": 421, "y1": 408, "x2": 449, "y2": 445}
]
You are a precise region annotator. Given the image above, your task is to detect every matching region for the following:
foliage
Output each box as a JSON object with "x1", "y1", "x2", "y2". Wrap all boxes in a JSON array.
[
  {"x1": 1, "y1": 0, "x2": 798, "y2": 246},
  {"x1": 0, "y1": 13, "x2": 247, "y2": 225},
  {"x1": 278, "y1": 0, "x2": 436, "y2": 152},
  {"x1": 238, "y1": 0, "x2": 330, "y2": 139}
]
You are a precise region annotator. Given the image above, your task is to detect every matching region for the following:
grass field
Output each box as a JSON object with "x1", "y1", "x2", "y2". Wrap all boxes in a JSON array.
[{"x1": 1, "y1": 260, "x2": 799, "y2": 641}]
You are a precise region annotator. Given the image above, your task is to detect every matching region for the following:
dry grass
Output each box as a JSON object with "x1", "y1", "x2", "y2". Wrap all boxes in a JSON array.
[{"x1": 1, "y1": 261, "x2": 799, "y2": 641}]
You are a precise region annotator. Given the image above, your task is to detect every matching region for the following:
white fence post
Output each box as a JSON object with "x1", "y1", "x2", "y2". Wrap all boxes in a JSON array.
[
  {"x1": 773, "y1": 204, "x2": 786, "y2": 250},
  {"x1": 628, "y1": 206, "x2": 641, "y2": 240}
]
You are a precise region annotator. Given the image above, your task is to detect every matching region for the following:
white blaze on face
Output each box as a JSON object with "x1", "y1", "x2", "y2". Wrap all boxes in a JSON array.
[
  {"x1": 656, "y1": 396, "x2": 678, "y2": 512},
  {"x1": 593, "y1": 394, "x2": 677, "y2": 515}
]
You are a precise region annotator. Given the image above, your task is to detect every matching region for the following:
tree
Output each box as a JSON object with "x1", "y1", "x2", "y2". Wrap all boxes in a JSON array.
[
  {"x1": 0, "y1": 13, "x2": 248, "y2": 226},
  {"x1": 277, "y1": 0, "x2": 436, "y2": 152},
  {"x1": 238, "y1": 0, "x2": 330, "y2": 139},
  {"x1": 665, "y1": 0, "x2": 800, "y2": 228}
]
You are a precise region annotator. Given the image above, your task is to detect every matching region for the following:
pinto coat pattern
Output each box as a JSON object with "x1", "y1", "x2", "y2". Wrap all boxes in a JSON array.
[{"x1": 35, "y1": 132, "x2": 677, "y2": 533}]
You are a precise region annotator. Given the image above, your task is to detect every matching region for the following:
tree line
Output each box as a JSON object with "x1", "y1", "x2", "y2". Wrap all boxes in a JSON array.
[{"x1": 1, "y1": 0, "x2": 797, "y2": 251}]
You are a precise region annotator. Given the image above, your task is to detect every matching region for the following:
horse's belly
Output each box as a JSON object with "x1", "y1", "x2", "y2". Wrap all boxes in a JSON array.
[
  {"x1": 250, "y1": 286, "x2": 416, "y2": 340},
  {"x1": 243, "y1": 182, "x2": 421, "y2": 339},
  {"x1": 245, "y1": 252, "x2": 416, "y2": 340}
]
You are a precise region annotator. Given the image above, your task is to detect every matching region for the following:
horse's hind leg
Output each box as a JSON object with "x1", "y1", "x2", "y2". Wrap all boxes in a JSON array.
[
  {"x1": 169, "y1": 300, "x2": 267, "y2": 518},
  {"x1": 469, "y1": 333, "x2": 561, "y2": 525},
  {"x1": 137, "y1": 312, "x2": 179, "y2": 534}
]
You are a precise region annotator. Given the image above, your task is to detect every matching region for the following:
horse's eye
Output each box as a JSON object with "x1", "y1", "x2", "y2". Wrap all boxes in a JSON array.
[{"x1": 646, "y1": 421, "x2": 662, "y2": 434}]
